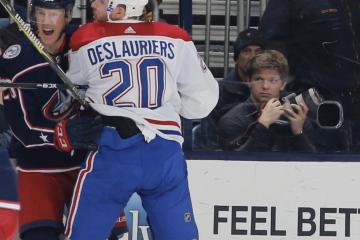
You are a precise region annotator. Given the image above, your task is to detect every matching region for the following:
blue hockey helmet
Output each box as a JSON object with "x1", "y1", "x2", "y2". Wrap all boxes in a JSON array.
[{"x1": 32, "y1": 0, "x2": 75, "y2": 10}]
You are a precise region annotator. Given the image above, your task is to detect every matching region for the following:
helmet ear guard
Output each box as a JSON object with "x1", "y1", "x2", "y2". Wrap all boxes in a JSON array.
[{"x1": 106, "y1": 0, "x2": 148, "y2": 21}]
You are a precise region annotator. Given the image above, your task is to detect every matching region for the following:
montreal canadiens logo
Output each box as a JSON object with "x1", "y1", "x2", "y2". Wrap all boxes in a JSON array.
[{"x1": 3, "y1": 44, "x2": 21, "y2": 59}]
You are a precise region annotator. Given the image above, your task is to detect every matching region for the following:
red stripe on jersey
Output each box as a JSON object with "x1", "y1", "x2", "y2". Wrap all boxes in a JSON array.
[
  {"x1": 145, "y1": 118, "x2": 181, "y2": 128},
  {"x1": 70, "y1": 22, "x2": 192, "y2": 51}
]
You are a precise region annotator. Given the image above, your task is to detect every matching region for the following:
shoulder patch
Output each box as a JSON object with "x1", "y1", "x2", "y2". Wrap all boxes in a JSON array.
[{"x1": 3, "y1": 44, "x2": 21, "y2": 59}]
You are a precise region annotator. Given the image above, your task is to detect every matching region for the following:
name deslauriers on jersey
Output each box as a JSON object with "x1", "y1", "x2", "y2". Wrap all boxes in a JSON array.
[
  {"x1": 87, "y1": 38, "x2": 175, "y2": 65},
  {"x1": 66, "y1": 21, "x2": 218, "y2": 146}
]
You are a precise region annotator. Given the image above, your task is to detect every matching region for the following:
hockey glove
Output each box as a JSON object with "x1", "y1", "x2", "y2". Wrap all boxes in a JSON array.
[{"x1": 54, "y1": 116, "x2": 104, "y2": 152}]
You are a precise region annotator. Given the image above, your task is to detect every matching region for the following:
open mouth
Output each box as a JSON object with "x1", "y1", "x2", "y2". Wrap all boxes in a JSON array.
[{"x1": 42, "y1": 28, "x2": 55, "y2": 36}]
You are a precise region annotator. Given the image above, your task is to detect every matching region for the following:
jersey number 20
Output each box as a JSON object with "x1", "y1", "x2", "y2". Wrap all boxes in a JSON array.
[{"x1": 100, "y1": 57, "x2": 165, "y2": 109}]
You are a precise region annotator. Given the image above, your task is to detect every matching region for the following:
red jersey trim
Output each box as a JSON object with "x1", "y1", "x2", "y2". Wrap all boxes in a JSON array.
[
  {"x1": 145, "y1": 118, "x2": 181, "y2": 128},
  {"x1": 70, "y1": 22, "x2": 192, "y2": 51}
]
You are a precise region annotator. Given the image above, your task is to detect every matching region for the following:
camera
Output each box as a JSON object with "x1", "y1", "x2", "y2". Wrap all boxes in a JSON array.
[
  {"x1": 282, "y1": 88, "x2": 323, "y2": 119},
  {"x1": 281, "y1": 88, "x2": 343, "y2": 129}
]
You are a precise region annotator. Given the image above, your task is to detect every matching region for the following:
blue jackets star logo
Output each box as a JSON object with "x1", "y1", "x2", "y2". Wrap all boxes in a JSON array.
[{"x1": 39, "y1": 132, "x2": 49, "y2": 143}]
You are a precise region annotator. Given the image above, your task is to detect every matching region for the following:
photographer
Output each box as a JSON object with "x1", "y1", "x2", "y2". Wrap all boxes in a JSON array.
[
  {"x1": 217, "y1": 50, "x2": 315, "y2": 152},
  {"x1": 197, "y1": 28, "x2": 265, "y2": 150}
]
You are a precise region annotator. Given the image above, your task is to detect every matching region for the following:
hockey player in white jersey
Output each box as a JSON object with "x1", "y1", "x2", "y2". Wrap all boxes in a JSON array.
[{"x1": 55, "y1": 0, "x2": 219, "y2": 239}]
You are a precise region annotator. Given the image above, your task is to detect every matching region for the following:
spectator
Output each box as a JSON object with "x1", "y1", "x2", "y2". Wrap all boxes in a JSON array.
[
  {"x1": 259, "y1": 0, "x2": 360, "y2": 152},
  {"x1": 217, "y1": 50, "x2": 315, "y2": 152},
  {"x1": 197, "y1": 28, "x2": 265, "y2": 150}
]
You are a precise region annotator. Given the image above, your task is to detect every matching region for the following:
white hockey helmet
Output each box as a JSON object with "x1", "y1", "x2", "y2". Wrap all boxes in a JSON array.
[{"x1": 107, "y1": 0, "x2": 148, "y2": 19}]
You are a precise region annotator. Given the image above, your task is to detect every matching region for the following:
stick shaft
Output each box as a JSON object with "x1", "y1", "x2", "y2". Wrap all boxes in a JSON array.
[{"x1": 0, "y1": 82, "x2": 67, "y2": 89}]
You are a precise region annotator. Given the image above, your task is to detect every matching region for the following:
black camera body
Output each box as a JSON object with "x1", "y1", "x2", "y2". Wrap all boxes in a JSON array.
[{"x1": 282, "y1": 88, "x2": 323, "y2": 118}]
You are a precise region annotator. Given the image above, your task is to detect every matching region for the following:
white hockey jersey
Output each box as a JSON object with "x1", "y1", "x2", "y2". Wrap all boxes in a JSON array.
[{"x1": 67, "y1": 20, "x2": 219, "y2": 144}]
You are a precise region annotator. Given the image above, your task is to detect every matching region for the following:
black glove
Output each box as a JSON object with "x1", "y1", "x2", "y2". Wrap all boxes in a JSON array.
[{"x1": 54, "y1": 116, "x2": 104, "y2": 152}]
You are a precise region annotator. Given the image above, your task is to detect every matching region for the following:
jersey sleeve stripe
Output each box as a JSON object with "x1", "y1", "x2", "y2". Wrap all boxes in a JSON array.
[
  {"x1": 12, "y1": 63, "x2": 49, "y2": 82},
  {"x1": 145, "y1": 118, "x2": 181, "y2": 128},
  {"x1": 0, "y1": 200, "x2": 20, "y2": 211}
]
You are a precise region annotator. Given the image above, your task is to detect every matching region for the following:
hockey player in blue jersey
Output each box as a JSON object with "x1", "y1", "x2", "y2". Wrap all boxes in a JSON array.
[
  {"x1": 55, "y1": 0, "x2": 219, "y2": 239},
  {"x1": 0, "y1": 0, "x2": 84, "y2": 239},
  {"x1": 0, "y1": 0, "x2": 129, "y2": 239}
]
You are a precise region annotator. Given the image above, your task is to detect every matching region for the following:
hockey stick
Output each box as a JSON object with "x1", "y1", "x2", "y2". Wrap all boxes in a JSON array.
[
  {"x1": 0, "y1": 0, "x2": 88, "y2": 106},
  {"x1": 0, "y1": 81, "x2": 69, "y2": 90}
]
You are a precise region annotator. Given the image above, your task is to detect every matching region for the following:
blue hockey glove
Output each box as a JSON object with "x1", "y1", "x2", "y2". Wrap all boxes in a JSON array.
[{"x1": 54, "y1": 116, "x2": 104, "y2": 152}]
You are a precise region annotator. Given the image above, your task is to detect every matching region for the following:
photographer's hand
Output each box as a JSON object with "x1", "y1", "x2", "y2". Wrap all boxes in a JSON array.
[
  {"x1": 258, "y1": 98, "x2": 285, "y2": 128},
  {"x1": 284, "y1": 103, "x2": 309, "y2": 135}
]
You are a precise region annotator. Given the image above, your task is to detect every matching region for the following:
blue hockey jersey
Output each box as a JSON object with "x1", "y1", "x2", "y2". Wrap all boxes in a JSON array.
[{"x1": 0, "y1": 37, "x2": 84, "y2": 171}]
